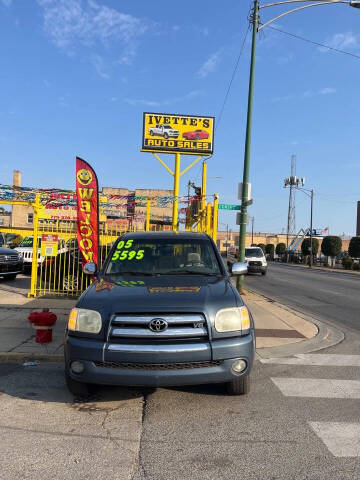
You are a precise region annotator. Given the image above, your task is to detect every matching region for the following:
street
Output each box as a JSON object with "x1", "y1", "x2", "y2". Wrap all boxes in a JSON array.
[
  {"x1": 1, "y1": 353, "x2": 359, "y2": 480},
  {"x1": 245, "y1": 263, "x2": 360, "y2": 333}
]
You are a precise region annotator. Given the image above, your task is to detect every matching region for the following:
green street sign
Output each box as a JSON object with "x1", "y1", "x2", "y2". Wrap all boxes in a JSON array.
[{"x1": 218, "y1": 204, "x2": 240, "y2": 211}]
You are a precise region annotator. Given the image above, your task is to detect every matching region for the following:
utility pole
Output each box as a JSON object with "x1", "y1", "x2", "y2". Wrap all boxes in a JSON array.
[
  {"x1": 236, "y1": 0, "x2": 259, "y2": 294},
  {"x1": 286, "y1": 155, "x2": 297, "y2": 248},
  {"x1": 251, "y1": 216, "x2": 254, "y2": 245}
]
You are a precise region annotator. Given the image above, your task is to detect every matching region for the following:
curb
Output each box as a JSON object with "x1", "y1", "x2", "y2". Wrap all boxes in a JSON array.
[
  {"x1": 272, "y1": 262, "x2": 360, "y2": 277},
  {"x1": 247, "y1": 288, "x2": 345, "y2": 359},
  {"x1": 0, "y1": 352, "x2": 63, "y2": 363}
]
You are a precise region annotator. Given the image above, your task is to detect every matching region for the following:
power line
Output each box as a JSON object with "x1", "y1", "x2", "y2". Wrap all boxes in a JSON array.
[
  {"x1": 215, "y1": 25, "x2": 250, "y2": 133},
  {"x1": 266, "y1": 25, "x2": 360, "y2": 61}
]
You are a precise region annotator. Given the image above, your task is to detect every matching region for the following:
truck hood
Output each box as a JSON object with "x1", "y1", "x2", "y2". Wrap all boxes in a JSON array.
[{"x1": 77, "y1": 274, "x2": 242, "y2": 323}]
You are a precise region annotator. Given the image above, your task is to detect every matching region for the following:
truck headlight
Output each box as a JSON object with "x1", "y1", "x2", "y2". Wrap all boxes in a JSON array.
[
  {"x1": 214, "y1": 306, "x2": 250, "y2": 333},
  {"x1": 68, "y1": 308, "x2": 102, "y2": 334}
]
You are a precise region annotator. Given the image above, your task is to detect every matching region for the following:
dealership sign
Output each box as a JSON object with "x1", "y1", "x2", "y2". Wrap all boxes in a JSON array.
[{"x1": 142, "y1": 112, "x2": 214, "y2": 155}]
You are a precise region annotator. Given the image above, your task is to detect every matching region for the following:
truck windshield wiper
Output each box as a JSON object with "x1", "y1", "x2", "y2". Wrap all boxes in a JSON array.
[
  {"x1": 162, "y1": 270, "x2": 221, "y2": 276},
  {"x1": 108, "y1": 271, "x2": 158, "y2": 276}
]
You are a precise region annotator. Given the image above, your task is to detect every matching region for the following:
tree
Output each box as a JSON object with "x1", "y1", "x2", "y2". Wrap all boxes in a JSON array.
[
  {"x1": 301, "y1": 238, "x2": 319, "y2": 256},
  {"x1": 349, "y1": 236, "x2": 360, "y2": 258},
  {"x1": 321, "y1": 236, "x2": 342, "y2": 266},
  {"x1": 265, "y1": 243, "x2": 275, "y2": 260},
  {"x1": 276, "y1": 243, "x2": 286, "y2": 255},
  {"x1": 258, "y1": 243, "x2": 266, "y2": 254}
]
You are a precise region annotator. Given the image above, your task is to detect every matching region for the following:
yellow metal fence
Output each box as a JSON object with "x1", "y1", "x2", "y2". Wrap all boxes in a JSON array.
[{"x1": 1, "y1": 193, "x2": 219, "y2": 298}]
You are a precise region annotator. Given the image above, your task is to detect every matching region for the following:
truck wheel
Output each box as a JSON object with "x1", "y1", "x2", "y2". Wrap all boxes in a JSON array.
[
  {"x1": 150, "y1": 130, "x2": 154, "y2": 136},
  {"x1": 163, "y1": 133, "x2": 169, "y2": 139},
  {"x1": 261, "y1": 271, "x2": 267, "y2": 276},
  {"x1": 6, "y1": 274, "x2": 17, "y2": 280},
  {"x1": 65, "y1": 370, "x2": 90, "y2": 397},
  {"x1": 226, "y1": 375, "x2": 250, "y2": 395},
  {"x1": 195, "y1": 134, "x2": 200, "y2": 141}
]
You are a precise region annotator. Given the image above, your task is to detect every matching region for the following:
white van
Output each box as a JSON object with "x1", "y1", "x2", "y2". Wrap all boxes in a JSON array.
[{"x1": 227, "y1": 246, "x2": 267, "y2": 275}]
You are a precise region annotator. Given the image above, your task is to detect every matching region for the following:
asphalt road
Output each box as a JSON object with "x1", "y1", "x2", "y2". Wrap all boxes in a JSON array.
[
  {"x1": 244, "y1": 263, "x2": 360, "y2": 333},
  {"x1": 1, "y1": 357, "x2": 359, "y2": 480}
]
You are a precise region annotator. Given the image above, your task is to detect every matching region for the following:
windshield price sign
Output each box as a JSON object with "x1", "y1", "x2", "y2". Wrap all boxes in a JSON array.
[
  {"x1": 142, "y1": 112, "x2": 214, "y2": 155},
  {"x1": 218, "y1": 204, "x2": 240, "y2": 211}
]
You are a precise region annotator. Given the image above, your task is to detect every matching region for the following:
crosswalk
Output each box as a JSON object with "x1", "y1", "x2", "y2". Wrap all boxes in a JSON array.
[{"x1": 260, "y1": 353, "x2": 360, "y2": 458}]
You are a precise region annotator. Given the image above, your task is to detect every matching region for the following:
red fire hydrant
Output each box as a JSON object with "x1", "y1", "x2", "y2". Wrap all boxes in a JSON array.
[{"x1": 28, "y1": 309, "x2": 57, "y2": 344}]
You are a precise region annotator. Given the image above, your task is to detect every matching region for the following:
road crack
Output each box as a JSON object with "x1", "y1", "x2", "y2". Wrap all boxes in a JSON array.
[{"x1": 132, "y1": 390, "x2": 149, "y2": 480}]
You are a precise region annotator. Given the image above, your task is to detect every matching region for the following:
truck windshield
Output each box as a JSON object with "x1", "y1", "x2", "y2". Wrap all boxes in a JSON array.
[
  {"x1": 245, "y1": 248, "x2": 263, "y2": 258},
  {"x1": 105, "y1": 237, "x2": 222, "y2": 276}
]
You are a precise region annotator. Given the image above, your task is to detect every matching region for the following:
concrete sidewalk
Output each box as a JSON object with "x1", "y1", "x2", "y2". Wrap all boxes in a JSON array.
[{"x1": 0, "y1": 288, "x2": 320, "y2": 362}]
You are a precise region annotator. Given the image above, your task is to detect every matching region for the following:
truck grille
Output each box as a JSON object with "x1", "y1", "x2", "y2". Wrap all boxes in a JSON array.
[
  {"x1": 249, "y1": 261, "x2": 262, "y2": 266},
  {"x1": 0, "y1": 254, "x2": 19, "y2": 263},
  {"x1": 94, "y1": 360, "x2": 222, "y2": 370},
  {"x1": 108, "y1": 314, "x2": 208, "y2": 342}
]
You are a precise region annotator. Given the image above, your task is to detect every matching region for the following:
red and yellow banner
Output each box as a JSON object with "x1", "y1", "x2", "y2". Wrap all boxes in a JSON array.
[{"x1": 76, "y1": 157, "x2": 99, "y2": 266}]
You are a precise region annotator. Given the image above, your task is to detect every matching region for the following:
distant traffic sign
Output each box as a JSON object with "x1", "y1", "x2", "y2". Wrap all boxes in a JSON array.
[{"x1": 218, "y1": 204, "x2": 240, "y2": 211}]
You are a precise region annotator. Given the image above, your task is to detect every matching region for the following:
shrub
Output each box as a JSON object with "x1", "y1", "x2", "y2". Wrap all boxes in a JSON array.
[
  {"x1": 353, "y1": 262, "x2": 360, "y2": 271},
  {"x1": 321, "y1": 236, "x2": 342, "y2": 265},
  {"x1": 349, "y1": 237, "x2": 360, "y2": 258},
  {"x1": 276, "y1": 243, "x2": 286, "y2": 255},
  {"x1": 301, "y1": 238, "x2": 319, "y2": 256},
  {"x1": 342, "y1": 256, "x2": 353, "y2": 270},
  {"x1": 258, "y1": 243, "x2": 266, "y2": 254},
  {"x1": 265, "y1": 244, "x2": 275, "y2": 259}
]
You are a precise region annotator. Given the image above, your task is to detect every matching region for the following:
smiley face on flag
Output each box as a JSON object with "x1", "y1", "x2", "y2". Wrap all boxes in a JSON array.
[{"x1": 76, "y1": 169, "x2": 93, "y2": 186}]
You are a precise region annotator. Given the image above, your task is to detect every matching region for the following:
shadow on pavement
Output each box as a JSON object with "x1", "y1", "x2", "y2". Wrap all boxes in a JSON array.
[{"x1": 0, "y1": 362, "x2": 149, "y2": 404}]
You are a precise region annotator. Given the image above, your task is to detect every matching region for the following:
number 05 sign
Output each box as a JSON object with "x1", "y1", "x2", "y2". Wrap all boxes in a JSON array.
[{"x1": 142, "y1": 112, "x2": 215, "y2": 155}]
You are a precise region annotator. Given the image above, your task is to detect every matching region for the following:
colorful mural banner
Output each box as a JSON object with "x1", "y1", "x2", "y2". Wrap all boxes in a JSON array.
[{"x1": 76, "y1": 157, "x2": 99, "y2": 266}]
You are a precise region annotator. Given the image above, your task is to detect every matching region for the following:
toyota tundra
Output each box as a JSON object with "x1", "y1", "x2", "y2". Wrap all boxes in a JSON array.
[{"x1": 64, "y1": 232, "x2": 255, "y2": 396}]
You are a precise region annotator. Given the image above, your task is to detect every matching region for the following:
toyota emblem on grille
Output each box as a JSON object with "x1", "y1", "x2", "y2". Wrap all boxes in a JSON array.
[{"x1": 149, "y1": 318, "x2": 168, "y2": 332}]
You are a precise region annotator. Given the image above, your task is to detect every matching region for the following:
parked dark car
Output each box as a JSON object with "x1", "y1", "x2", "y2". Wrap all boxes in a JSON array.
[
  {"x1": 64, "y1": 232, "x2": 254, "y2": 397},
  {"x1": 0, "y1": 247, "x2": 23, "y2": 280}
]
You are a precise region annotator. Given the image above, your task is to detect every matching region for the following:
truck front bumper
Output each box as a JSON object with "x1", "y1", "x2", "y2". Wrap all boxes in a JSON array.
[{"x1": 64, "y1": 332, "x2": 255, "y2": 387}]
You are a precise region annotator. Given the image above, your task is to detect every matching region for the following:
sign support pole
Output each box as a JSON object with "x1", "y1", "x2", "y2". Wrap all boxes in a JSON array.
[
  {"x1": 213, "y1": 194, "x2": 218, "y2": 243},
  {"x1": 172, "y1": 153, "x2": 181, "y2": 232},
  {"x1": 201, "y1": 161, "x2": 207, "y2": 231}
]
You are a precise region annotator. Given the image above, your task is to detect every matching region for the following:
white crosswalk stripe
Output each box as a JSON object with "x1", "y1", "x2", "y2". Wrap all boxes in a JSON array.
[
  {"x1": 271, "y1": 377, "x2": 360, "y2": 398},
  {"x1": 260, "y1": 353, "x2": 360, "y2": 366},
  {"x1": 263, "y1": 353, "x2": 360, "y2": 457},
  {"x1": 309, "y1": 422, "x2": 360, "y2": 457}
]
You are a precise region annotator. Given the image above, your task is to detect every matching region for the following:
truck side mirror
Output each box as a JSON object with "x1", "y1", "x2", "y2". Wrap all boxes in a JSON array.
[
  {"x1": 231, "y1": 262, "x2": 248, "y2": 276},
  {"x1": 83, "y1": 262, "x2": 97, "y2": 276}
]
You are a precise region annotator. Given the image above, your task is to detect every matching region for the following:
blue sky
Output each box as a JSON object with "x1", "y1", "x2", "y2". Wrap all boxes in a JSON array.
[{"x1": 1, "y1": 0, "x2": 360, "y2": 235}]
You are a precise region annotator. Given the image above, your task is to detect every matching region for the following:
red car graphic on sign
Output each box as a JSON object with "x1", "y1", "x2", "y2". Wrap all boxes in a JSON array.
[{"x1": 182, "y1": 129, "x2": 209, "y2": 141}]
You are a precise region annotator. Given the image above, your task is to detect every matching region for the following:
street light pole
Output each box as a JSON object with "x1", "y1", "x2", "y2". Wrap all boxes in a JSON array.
[
  {"x1": 237, "y1": 0, "x2": 259, "y2": 294},
  {"x1": 310, "y1": 189, "x2": 314, "y2": 268}
]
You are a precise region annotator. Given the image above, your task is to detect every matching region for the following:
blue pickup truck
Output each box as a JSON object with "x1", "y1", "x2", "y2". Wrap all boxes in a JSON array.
[{"x1": 64, "y1": 232, "x2": 255, "y2": 396}]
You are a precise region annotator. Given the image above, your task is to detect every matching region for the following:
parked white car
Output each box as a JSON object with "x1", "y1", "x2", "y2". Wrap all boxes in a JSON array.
[
  {"x1": 148, "y1": 124, "x2": 179, "y2": 139},
  {"x1": 15, "y1": 236, "x2": 67, "y2": 273}
]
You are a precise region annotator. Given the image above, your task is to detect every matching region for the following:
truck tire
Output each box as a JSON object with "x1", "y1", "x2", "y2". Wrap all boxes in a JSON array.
[
  {"x1": 195, "y1": 134, "x2": 200, "y2": 141},
  {"x1": 261, "y1": 271, "x2": 267, "y2": 276},
  {"x1": 150, "y1": 130, "x2": 154, "y2": 136},
  {"x1": 163, "y1": 133, "x2": 169, "y2": 139},
  {"x1": 65, "y1": 369, "x2": 90, "y2": 397},
  {"x1": 226, "y1": 375, "x2": 250, "y2": 395}
]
